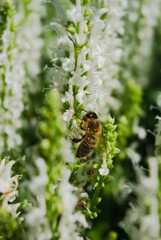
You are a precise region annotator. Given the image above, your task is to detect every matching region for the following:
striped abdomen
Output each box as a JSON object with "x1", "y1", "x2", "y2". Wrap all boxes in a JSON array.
[{"x1": 76, "y1": 134, "x2": 97, "y2": 158}]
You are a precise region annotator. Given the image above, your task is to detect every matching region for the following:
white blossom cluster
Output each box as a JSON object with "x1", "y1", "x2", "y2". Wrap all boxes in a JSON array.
[
  {"x1": 0, "y1": 1, "x2": 50, "y2": 238},
  {"x1": 0, "y1": 158, "x2": 21, "y2": 217},
  {"x1": 59, "y1": 168, "x2": 88, "y2": 240},
  {"x1": 50, "y1": 0, "x2": 127, "y2": 122},
  {"x1": 121, "y1": 0, "x2": 160, "y2": 86},
  {"x1": 0, "y1": 0, "x2": 44, "y2": 152},
  {"x1": 14, "y1": 0, "x2": 45, "y2": 92},
  {"x1": 57, "y1": 139, "x2": 88, "y2": 239},
  {"x1": 0, "y1": 19, "x2": 25, "y2": 151},
  {"x1": 120, "y1": 156, "x2": 159, "y2": 240},
  {"x1": 48, "y1": 0, "x2": 127, "y2": 237},
  {"x1": 24, "y1": 158, "x2": 52, "y2": 240},
  {"x1": 118, "y1": 1, "x2": 160, "y2": 235}
]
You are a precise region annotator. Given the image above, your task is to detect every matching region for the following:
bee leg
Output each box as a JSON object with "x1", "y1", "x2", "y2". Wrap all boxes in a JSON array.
[
  {"x1": 70, "y1": 137, "x2": 83, "y2": 143},
  {"x1": 70, "y1": 133, "x2": 86, "y2": 143},
  {"x1": 80, "y1": 121, "x2": 84, "y2": 130}
]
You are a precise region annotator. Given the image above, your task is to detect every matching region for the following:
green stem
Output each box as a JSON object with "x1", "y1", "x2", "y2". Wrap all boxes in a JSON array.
[{"x1": 91, "y1": 184, "x2": 102, "y2": 211}]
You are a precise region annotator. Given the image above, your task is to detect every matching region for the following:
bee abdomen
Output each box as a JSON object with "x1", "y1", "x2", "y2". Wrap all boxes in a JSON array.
[{"x1": 76, "y1": 136, "x2": 97, "y2": 158}]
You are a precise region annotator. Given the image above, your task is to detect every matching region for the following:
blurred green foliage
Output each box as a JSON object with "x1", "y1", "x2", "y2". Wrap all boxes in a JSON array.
[
  {"x1": 117, "y1": 79, "x2": 142, "y2": 153},
  {"x1": 0, "y1": 208, "x2": 23, "y2": 240},
  {"x1": 39, "y1": 90, "x2": 64, "y2": 239},
  {"x1": 0, "y1": 0, "x2": 13, "y2": 39}
]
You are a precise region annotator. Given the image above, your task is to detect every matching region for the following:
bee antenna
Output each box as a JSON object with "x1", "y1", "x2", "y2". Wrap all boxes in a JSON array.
[{"x1": 80, "y1": 108, "x2": 88, "y2": 113}]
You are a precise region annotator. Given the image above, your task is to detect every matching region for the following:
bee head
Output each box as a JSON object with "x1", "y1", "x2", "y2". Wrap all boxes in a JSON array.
[{"x1": 83, "y1": 111, "x2": 98, "y2": 120}]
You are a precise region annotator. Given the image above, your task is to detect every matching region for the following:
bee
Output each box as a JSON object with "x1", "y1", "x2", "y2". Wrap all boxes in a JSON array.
[{"x1": 71, "y1": 111, "x2": 101, "y2": 158}]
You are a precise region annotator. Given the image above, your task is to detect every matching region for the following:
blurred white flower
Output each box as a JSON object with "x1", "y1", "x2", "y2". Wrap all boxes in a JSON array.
[
  {"x1": 133, "y1": 118, "x2": 146, "y2": 140},
  {"x1": 120, "y1": 157, "x2": 159, "y2": 240},
  {"x1": 127, "y1": 148, "x2": 141, "y2": 164},
  {"x1": 29, "y1": 158, "x2": 48, "y2": 195},
  {"x1": 25, "y1": 157, "x2": 51, "y2": 240},
  {"x1": 122, "y1": 0, "x2": 160, "y2": 87},
  {"x1": 156, "y1": 116, "x2": 161, "y2": 147},
  {"x1": 25, "y1": 195, "x2": 52, "y2": 240},
  {"x1": 0, "y1": 0, "x2": 45, "y2": 151},
  {"x1": 156, "y1": 93, "x2": 161, "y2": 107},
  {"x1": 59, "y1": 168, "x2": 88, "y2": 240},
  {"x1": 61, "y1": 138, "x2": 75, "y2": 164}
]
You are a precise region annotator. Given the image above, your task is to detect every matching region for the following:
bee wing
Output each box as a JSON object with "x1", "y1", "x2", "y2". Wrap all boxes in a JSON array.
[
  {"x1": 95, "y1": 130, "x2": 104, "y2": 157},
  {"x1": 76, "y1": 134, "x2": 96, "y2": 158}
]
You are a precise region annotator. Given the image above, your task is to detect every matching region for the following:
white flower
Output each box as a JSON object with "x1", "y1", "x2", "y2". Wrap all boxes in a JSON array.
[
  {"x1": 76, "y1": 88, "x2": 89, "y2": 104},
  {"x1": 63, "y1": 109, "x2": 74, "y2": 121},
  {"x1": 0, "y1": 158, "x2": 15, "y2": 193},
  {"x1": 56, "y1": 35, "x2": 75, "y2": 72},
  {"x1": 3, "y1": 198, "x2": 21, "y2": 218},
  {"x1": 0, "y1": 158, "x2": 20, "y2": 217},
  {"x1": 75, "y1": 21, "x2": 87, "y2": 45},
  {"x1": 62, "y1": 57, "x2": 74, "y2": 71},
  {"x1": 99, "y1": 167, "x2": 109, "y2": 176},
  {"x1": 0, "y1": 0, "x2": 44, "y2": 151},
  {"x1": 76, "y1": 46, "x2": 91, "y2": 73},
  {"x1": 67, "y1": 0, "x2": 82, "y2": 25},
  {"x1": 50, "y1": 0, "x2": 128, "y2": 121},
  {"x1": 99, "y1": 156, "x2": 109, "y2": 176}
]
